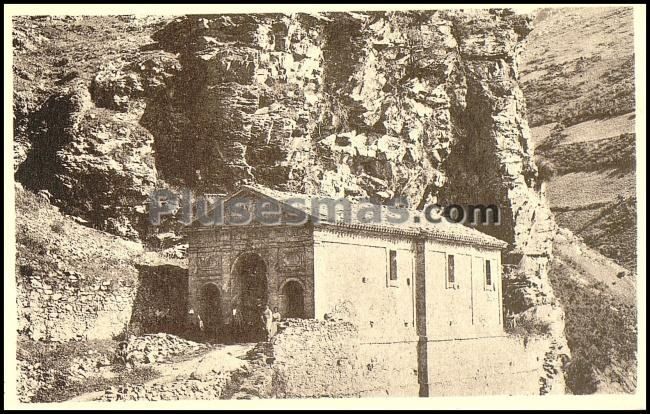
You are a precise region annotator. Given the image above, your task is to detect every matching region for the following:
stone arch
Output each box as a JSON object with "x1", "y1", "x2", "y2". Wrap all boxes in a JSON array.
[
  {"x1": 280, "y1": 278, "x2": 306, "y2": 319},
  {"x1": 230, "y1": 251, "x2": 269, "y2": 339},
  {"x1": 199, "y1": 282, "x2": 223, "y2": 332},
  {"x1": 278, "y1": 278, "x2": 306, "y2": 294},
  {"x1": 229, "y1": 249, "x2": 268, "y2": 275}
]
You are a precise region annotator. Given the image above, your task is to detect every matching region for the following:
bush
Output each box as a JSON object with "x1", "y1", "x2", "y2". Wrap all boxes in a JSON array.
[
  {"x1": 536, "y1": 158, "x2": 557, "y2": 181},
  {"x1": 507, "y1": 314, "x2": 553, "y2": 338},
  {"x1": 565, "y1": 355, "x2": 599, "y2": 394}
]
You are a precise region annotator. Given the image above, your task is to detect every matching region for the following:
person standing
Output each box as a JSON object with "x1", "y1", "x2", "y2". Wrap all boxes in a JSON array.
[
  {"x1": 197, "y1": 314, "x2": 205, "y2": 341},
  {"x1": 272, "y1": 307, "x2": 282, "y2": 337},
  {"x1": 188, "y1": 308, "x2": 200, "y2": 340},
  {"x1": 116, "y1": 341, "x2": 129, "y2": 366},
  {"x1": 261, "y1": 305, "x2": 273, "y2": 342},
  {"x1": 231, "y1": 306, "x2": 243, "y2": 342},
  {"x1": 272, "y1": 307, "x2": 282, "y2": 322}
]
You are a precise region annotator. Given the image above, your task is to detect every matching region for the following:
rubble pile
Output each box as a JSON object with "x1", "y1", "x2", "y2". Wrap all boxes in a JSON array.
[
  {"x1": 16, "y1": 361, "x2": 45, "y2": 403},
  {"x1": 67, "y1": 350, "x2": 113, "y2": 381},
  {"x1": 125, "y1": 333, "x2": 209, "y2": 364},
  {"x1": 17, "y1": 347, "x2": 116, "y2": 403},
  {"x1": 222, "y1": 343, "x2": 274, "y2": 400},
  {"x1": 99, "y1": 375, "x2": 230, "y2": 401},
  {"x1": 539, "y1": 339, "x2": 569, "y2": 395}
]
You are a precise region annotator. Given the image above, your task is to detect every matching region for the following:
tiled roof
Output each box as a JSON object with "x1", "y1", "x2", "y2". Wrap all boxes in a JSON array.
[{"x1": 226, "y1": 184, "x2": 508, "y2": 249}]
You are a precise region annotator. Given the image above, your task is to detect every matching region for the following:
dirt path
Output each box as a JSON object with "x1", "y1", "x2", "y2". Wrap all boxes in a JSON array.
[{"x1": 69, "y1": 343, "x2": 255, "y2": 402}]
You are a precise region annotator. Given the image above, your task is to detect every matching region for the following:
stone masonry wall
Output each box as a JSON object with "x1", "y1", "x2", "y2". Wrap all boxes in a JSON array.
[
  {"x1": 270, "y1": 319, "x2": 420, "y2": 398},
  {"x1": 16, "y1": 264, "x2": 189, "y2": 342},
  {"x1": 127, "y1": 264, "x2": 189, "y2": 336},
  {"x1": 424, "y1": 336, "x2": 562, "y2": 396},
  {"x1": 16, "y1": 272, "x2": 135, "y2": 342},
  {"x1": 268, "y1": 319, "x2": 559, "y2": 398}
]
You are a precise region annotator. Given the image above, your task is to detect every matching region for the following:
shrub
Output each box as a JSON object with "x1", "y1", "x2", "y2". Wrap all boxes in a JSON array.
[
  {"x1": 536, "y1": 158, "x2": 557, "y2": 181},
  {"x1": 507, "y1": 314, "x2": 553, "y2": 338},
  {"x1": 565, "y1": 355, "x2": 599, "y2": 394}
]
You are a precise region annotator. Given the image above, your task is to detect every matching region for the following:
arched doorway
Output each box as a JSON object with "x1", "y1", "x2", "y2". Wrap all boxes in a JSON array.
[
  {"x1": 282, "y1": 280, "x2": 305, "y2": 319},
  {"x1": 232, "y1": 252, "x2": 268, "y2": 341},
  {"x1": 200, "y1": 283, "x2": 222, "y2": 340}
]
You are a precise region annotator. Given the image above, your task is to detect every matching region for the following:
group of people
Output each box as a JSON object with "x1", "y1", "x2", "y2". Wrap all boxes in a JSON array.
[{"x1": 189, "y1": 304, "x2": 282, "y2": 343}]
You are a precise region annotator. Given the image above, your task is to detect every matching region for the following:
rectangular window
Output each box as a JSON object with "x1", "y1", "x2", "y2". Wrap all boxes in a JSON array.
[
  {"x1": 389, "y1": 250, "x2": 398, "y2": 281},
  {"x1": 447, "y1": 254, "x2": 455, "y2": 287},
  {"x1": 485, "y1": 259, "x2": 492, "y2": 287}
]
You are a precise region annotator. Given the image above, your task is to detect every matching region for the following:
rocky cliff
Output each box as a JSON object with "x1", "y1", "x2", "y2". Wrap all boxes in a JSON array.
[
  {"x1": 146, "y1": 10, "x2": 552, "y2": 255},
  {"x1": 15, "y1": 11, "x2": 554, "y2": 252},
  {"x1": 13, "y1": 10, "x2": 569, "y2": 395}
]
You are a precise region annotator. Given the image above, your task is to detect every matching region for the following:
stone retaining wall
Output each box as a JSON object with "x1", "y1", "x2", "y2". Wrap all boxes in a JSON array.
[
  {"x1": 17, "y1": 271, "x2": 135, "y2": 342},
  {"x1": 16, "y1": 265, "x2": 188, "y2": 342},
  {"x1": 424, "y1": 336, "x2": 564, "y2": 396},
  {"x1": 269, "y1": 319, "x2": 563, "y2": 398}
]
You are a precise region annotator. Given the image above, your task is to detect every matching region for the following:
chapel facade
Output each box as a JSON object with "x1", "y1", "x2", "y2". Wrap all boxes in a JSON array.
[{"x1": 186, "y1": 184, "x2": 508, "y2": 343}]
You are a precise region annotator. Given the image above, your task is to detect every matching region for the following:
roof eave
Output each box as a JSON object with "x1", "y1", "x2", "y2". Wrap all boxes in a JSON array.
[{"x1": 314, "y1": 221, "x2": 508, "y2": 250}]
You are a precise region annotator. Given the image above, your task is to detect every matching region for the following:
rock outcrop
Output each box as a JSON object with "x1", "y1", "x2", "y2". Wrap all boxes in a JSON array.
[
  {"x1": 146, "y1": 14, "x2": 568, "y2": 389},
  {"x1": 14, "y1": 10, "x2": 555, "y2": 254},
  {"x1": 13, "y1": 10, "x2": 570, "y2": 395}
]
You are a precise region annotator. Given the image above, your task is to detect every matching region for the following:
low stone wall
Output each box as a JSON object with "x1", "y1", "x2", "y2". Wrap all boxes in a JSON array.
[
  {"x1": 270, "y1": 319, "x2": 364, "y2": 398},
  {"x1": 269, "y1": 319, "x2": 564, "y2": 398},
  {"x1": 271, "y1": 320, "x2": 423, "y2": 397},
  {"x1": 17, "y1": 271, "x2": 135, "y2": 342},
  {"x1": 16, "y1": 265, "x2": 188, "y2": 342}
]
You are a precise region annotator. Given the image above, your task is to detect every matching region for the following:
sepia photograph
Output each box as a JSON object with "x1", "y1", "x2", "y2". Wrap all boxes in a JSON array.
[{"x1": 4, "y1": 3, "x2": 646, "y2": 409}]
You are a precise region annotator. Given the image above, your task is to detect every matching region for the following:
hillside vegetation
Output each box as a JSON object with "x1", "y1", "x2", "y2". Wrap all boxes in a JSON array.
[
  {"x1": 521, "y1": 7, "x2": 638, "y2": 394},
  {"x1": 15, "y1": 184, "x2": 184, "y2": 291},
  {"x1": 550, "y1": 229, "x2": 637, "y2": 394},
  {"x1": 521, "y1": 7, "x2": 635, "y2": 128},
  {"x1": 521, "y1": 7, "x2": 637, "y2": 273}
]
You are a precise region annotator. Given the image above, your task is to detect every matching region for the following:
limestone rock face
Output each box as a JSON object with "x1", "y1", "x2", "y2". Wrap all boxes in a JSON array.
[
  {"x1": 147, "y1": 11, "x2": 549, "y2": 253},
  {"x1": 15, "y1": 10, "x2": 550, "y2": 252},
  {"x1": 16, "y1": 81, "x2": 157, "y2": 238},
  {"x1": 15, "y1": 50, "x2": 182, "y2": 237}
]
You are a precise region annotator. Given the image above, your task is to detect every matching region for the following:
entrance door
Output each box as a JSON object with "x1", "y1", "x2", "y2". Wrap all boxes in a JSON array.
[
  {"x1": 283, "y1": 281, "x2": 305, "y2": 319},
  {"x1": 200, "y1": 283, "x2": 222, "y2": 339},
  {"x1": 232, "y1": 253, "x2": 268, "y2": 341}
]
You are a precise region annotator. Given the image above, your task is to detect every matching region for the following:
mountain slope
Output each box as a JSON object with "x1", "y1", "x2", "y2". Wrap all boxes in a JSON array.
[
  {"x1": 521, "y1": 7, "x2": 638, "y2": 394},
  {"x1": 521, "y1": 7, "x2": 637, "y2": 272},
  {"x1": 550, "y1": 229, "x2": 636, "y2": 393},
  {"x1": 521, "y1": 7, "x2": 635, "y2": 128}
]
